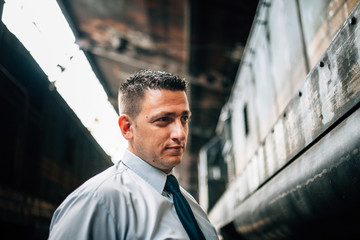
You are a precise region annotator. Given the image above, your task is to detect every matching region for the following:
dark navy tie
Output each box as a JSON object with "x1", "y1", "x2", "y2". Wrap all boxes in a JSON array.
[{"x1": 164, "y1": 174, "x2": 206, "y2": 240}]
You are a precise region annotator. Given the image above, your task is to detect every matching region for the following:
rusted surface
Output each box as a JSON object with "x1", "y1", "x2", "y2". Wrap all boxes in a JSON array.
[
  {"x1": 300, "y1": 0, "x2": 358, "y2": 69},
  {"x1": 234, "y1": 108, "x2": 360, "y2": 239},
  {"x1": 57, "y1": 0, "x2": 188, "y2": 106},
  {"x1": 207, "y1": 0, "x2": 360, "y2": 233}
]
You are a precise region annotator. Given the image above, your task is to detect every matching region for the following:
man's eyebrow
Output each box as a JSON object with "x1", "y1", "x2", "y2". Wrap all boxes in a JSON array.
[
  {"x1": 150, "y1": 110, "x2": 191, "y2": 121},
  {"x1": 182, "y1": 110, "x2": 191, "y2": 115}
]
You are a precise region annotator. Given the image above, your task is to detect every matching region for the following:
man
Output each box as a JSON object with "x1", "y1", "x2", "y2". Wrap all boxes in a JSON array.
[{"x1": 48, "y1": 70, "x2": 219, "y2": 239}]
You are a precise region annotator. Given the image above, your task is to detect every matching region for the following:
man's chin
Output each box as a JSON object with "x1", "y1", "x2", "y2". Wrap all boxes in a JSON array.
[
  {"x1": 159, "y1": 158, "x2": 182, "y2": 174},
  {"x1": 165, "y1": 155, "x2": 182, "y2": 167}
]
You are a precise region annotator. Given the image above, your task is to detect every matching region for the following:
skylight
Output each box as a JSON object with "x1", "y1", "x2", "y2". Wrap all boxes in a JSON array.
[{"x1": 2, "y1": 0, "x2": 127, "y2": 163}]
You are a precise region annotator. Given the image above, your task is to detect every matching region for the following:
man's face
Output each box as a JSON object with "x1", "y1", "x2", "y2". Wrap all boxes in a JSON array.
[{"x1": 128, "y1": 89, "x2": 191, "y2": 173}]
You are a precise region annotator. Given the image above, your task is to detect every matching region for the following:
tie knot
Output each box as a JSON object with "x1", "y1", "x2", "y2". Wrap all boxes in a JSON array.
[{"x1": 164, "y1": 175, "x2": 180, "y2": 194}]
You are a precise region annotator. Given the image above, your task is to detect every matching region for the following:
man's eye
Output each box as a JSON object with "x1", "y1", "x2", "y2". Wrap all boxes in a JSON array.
[
  {"x1": 158, "y1": 117, "x2": 168, "y2": 122},
  {"x1": 182, "y1": 116, "x2": 190, "y2": 122}
]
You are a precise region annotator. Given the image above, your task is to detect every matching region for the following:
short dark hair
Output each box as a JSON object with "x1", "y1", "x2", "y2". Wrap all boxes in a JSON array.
[{"x1": 118, "y1": 70, "x2": 188, "y2": 119}]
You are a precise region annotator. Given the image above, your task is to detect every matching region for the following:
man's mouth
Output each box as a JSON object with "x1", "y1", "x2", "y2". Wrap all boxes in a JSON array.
[
  {"x1": 166, "y1": 145, "x2": 183, "y2": 150},
  {"x1": 165, "y1": 145, "x2": 185, "y2": 155}
]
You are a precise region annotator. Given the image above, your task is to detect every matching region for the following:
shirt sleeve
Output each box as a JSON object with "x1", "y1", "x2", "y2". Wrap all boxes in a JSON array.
[{"x1": 48, "y1": 191, "x2": 118, "y2": 240}]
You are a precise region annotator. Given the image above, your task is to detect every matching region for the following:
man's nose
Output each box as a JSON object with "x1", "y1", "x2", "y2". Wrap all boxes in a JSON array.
[{"x1": 170, "y1": 119, "x2": 186, "y2": 141}]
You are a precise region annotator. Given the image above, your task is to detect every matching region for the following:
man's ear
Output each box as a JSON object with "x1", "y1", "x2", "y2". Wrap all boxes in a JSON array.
[{"x1": 118, "y1": 114, "x2": 133, "y2": 140}]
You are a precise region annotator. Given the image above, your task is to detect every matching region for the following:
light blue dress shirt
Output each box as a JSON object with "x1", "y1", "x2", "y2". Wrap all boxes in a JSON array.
[{"x1": 48, "y1": 150, "x2": 219, "y2": 239}]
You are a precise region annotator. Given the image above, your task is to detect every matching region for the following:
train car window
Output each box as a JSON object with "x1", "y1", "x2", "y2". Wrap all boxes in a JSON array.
[{"x1": 243, "y1": 104, "x2": 249, "y2": 136}]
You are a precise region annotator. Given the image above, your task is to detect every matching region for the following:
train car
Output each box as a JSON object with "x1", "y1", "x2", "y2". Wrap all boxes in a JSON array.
[
  {"x1": 0, "y1": 22, "x2": 113, "y2": 239},
  {"x1": 199, "y1": 0, "x2": 360, "y2": 239}
]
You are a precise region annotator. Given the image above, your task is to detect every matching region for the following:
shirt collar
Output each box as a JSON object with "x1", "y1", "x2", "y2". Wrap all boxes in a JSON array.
[{"x1": 119, "y1": 149, "x2": 168, "y2": 194}]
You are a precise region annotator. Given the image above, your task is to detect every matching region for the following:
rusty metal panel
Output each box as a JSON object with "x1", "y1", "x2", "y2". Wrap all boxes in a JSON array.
[
  {"x1": 251, "y1": 29, "x2": 278, "y2": 141},
  {"x1": 233, "y1": 107, "x2": 360, "y2": 239},
  {"x1": 231, "y1": 65, "x2": 261, "y2": 176},
  {"x1": 267, "y1": 0, "x2": 308, "y2": 116},
  {"x1": 299, "y1": 0, "x2": 358, "y2": 69},
  {"x1": 209, "y1": 1, "x2": 360, "y2": 233},
  {"x1": 298, "y1": 0, "x2": 331, "y2": 68}
]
